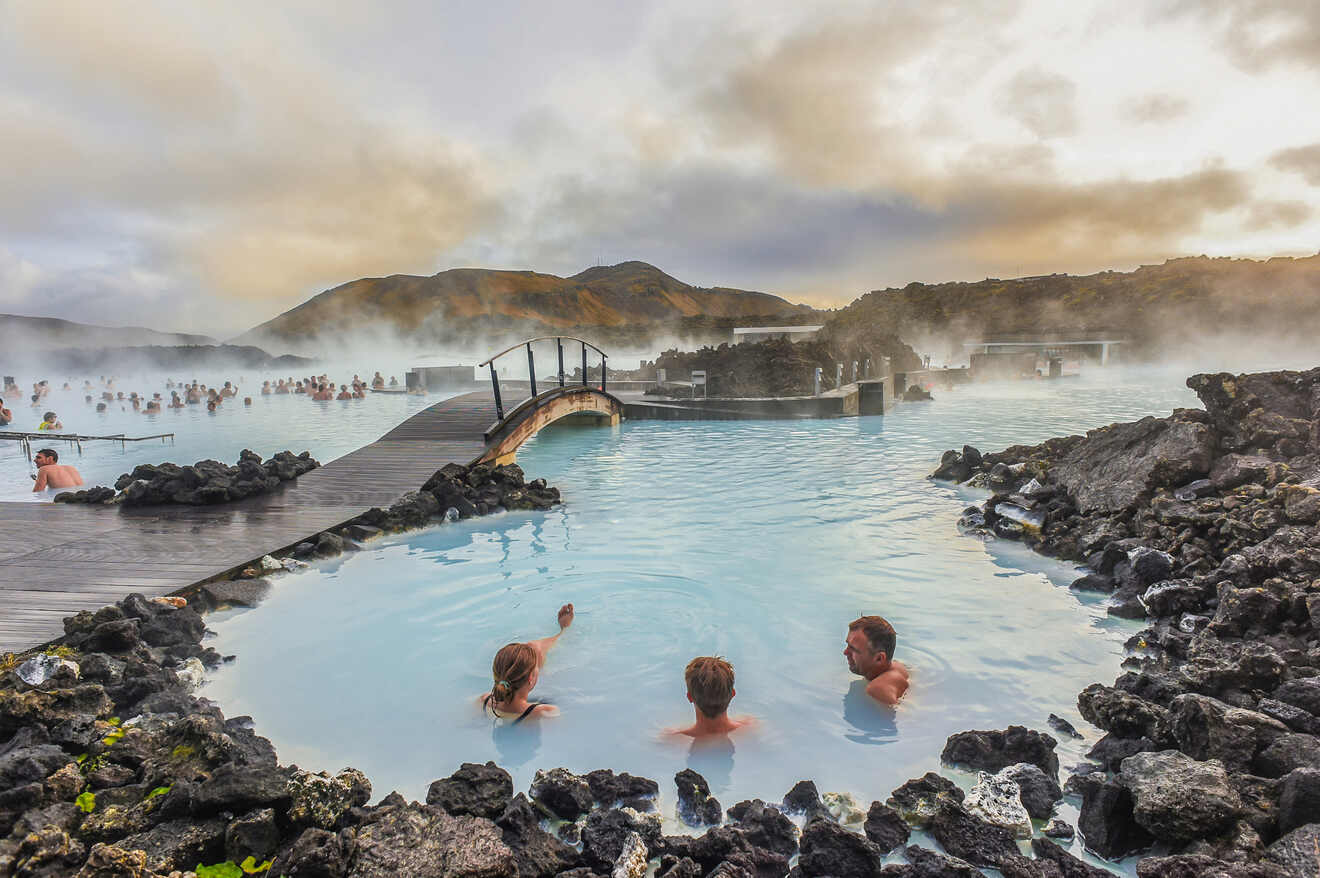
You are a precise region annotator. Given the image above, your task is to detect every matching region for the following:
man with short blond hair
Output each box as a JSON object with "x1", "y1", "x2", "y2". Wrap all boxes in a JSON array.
[
  {"x1": 845, "y1": 615, "x2": 909, "y2": 706},
  {"x1": 667, "y1": 656, "x2": 755, "y2": 738}
]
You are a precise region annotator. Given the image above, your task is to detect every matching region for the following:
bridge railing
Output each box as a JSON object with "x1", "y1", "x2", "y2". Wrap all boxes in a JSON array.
[{"x1": 477, "y1": 336, "x2": 608, "y2": 421}]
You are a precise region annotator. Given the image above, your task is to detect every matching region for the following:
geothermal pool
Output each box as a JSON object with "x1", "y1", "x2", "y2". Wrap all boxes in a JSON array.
[
  {"x1": 0, "y1": 370, "x2": 449, "y2": 501},
  {"x1": 196, "y1": 369, "x2": 1202, "y2": 869}
]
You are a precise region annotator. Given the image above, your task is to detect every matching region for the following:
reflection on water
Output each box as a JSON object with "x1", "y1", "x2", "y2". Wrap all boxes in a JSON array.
[
  {"x1": 842, "y1": 681, "x2": 898, "y2": 745},
  {"x1": 687, "y1": 737, "x2": 736, "y2": 792},
  {"x1": 493, "y1": 717, "x2": 543, "y2": 770},
  {"x1": 199, "y1": 368, "x2": 1208, "y2": 876}
]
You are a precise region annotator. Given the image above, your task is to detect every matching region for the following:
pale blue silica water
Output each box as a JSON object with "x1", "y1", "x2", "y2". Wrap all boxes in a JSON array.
[
  {"x1": 0, "y1": 369, "x2": 451, "y2": 501},
  {"x1": 197, "y1": 368, "x2": 1203, "y2": 872}
]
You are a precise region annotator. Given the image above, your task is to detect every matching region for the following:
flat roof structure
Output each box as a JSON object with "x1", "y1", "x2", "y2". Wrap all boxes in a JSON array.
[{"x1": 733, "y1": 325, "x2": 825, "y2": 335}]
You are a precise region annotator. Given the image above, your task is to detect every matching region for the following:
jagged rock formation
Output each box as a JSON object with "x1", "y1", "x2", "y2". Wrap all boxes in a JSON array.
[{"x1": 934, "y1": 366, "x2": 1320, "y2": 871}]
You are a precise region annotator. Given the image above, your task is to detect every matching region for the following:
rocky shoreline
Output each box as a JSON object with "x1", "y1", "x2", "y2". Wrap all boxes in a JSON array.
[
  {"x1": 4, "y1": 456, "x2": 1146, "y2": 878},
  {"x1": 53, "y1": 450, "x2": 322, "y2": 507},
  {"x1": 10, "y1": 372, "x2": 1320, "y2": 877},
  {"x1": 2, "y1": 589, "x2": 1132, "y2": 878},
  {"x1": 933, "y1": 366, "x2": 1320, "y2": 876}
]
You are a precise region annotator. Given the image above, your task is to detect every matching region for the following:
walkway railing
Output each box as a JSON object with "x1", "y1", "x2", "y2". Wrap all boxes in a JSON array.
[
  {"x1": 0, "y1": 431, "x2": 175, "y2": 456},
  {"x1": 477, "y1": 336, "x2": 608, "y2": 421}
]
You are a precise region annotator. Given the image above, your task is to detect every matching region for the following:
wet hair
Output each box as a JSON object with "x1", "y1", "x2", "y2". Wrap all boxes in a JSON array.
[
  {"x1": 490, "y1": 642, "x2": 537, "y2": 705},
  {"x1": 42, "y1": 411, "x2": 56, "y2": 421},
  {"x1": 36, "y1": 448, "x2": 58, "y2": 462},
  {"x1": 685, "y1": 656, "x2": 735, "y2": 718},
  {"x1": 849, "y1": 616, "x2": 897, "y2": 661}
]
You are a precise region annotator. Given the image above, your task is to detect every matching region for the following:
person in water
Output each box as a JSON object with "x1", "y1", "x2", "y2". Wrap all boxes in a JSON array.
[
  {"x1": 37, "y1": 411, "x2": 62, "y2": 431},
  {"x1": 32, "y1": 448, "x2": 83, "y2": 492},
  {"x1": 0, "y1": 402, "x2": 10, "y2": 427},
  {"x1": 667, "y1": 656, "x2": 755, "y2": 738},
  {"x1": 844, "y1": 615, "x2": 909, "y2": 706},
  {"x1": 480, "y1": 603, "x2": 575, "y2": 723}
]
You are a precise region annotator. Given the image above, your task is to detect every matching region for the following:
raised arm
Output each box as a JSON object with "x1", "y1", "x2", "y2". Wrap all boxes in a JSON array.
[{"x1": 527, "y1": 603, "x2": 574, "y2": 666}]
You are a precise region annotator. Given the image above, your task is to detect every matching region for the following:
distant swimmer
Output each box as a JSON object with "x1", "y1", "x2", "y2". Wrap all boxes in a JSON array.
[
  {"x1": 37, "y1": 411, "x2": 62, "y2": 431},
  {"x1": 844, "y1": 615, "x2": 909, "y2": 706},
  {"x1": 275, "y1": 380, "x2": 289, "y2": 394},
  {"x1": 0, "y1": 402, "x2": 11, "y2": 426},
  {"x1": 336, "y1": 384, "x2": 353, "y2": 400},
  {"x1": 388, "y1": 375, "x2": 399, "y2": 387},
  {"x1": 169, "y1": 392, "x2": 185, "y2": 408},
  {"x1": 666, "y1": 656, "x2": 756, "y2": 739},
  {"x1": 372, "y1": 371, "x2": 385, "y2": 389},
  {"x1": 32, "y1": 448, "x2": 83, "y2": 492},
  {"x1": 261, "y1": 381, "x2": 272, "y2": 395},
  {"x1": 479, "y1": 603, "x2": 575, "y2": 723},
  {"x1": 143, "y1": 400, "x2": 161, "y2": 413},
  {"x1": 207, "y1": 400, "x2": 218, "y2": 412}
]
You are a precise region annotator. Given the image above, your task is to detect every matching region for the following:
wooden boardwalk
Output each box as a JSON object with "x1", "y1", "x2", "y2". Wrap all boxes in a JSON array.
[{"x1": 0, "y1": 391, "x2": 500, "y2": 654}]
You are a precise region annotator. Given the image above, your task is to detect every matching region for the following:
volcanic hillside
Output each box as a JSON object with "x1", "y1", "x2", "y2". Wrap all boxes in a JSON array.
[
  {"x1": 824, "y1": 254, "x2": 1320, "y2": 362},
  {"x1": 0, "y1": 314, "x2": 217, "y2": 352},
  {"x1": 235, "y1": 261, "x2": 817, "y2": 353}
]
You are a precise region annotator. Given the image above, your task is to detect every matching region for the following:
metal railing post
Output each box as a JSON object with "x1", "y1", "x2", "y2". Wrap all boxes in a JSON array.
[
  {"x1": 526, "y1": 343, "x2": 537, "y2": 397},
  {"x1": 582, "y1": 342, "x2": 588, "y2": 386},
  {"x1": 600, "y1": 354, "x2": 607, "y2": 393},
  {"x1": 557, "y1": 338, "x2": 565, "y2": 387},
  {"x1": 489, "y1": 362, "x2": 504, "y2": 420}
]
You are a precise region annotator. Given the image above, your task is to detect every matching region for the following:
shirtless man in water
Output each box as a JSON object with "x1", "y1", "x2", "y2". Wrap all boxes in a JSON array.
[
  {"x1": 32, "y1": 449, "x2": 83, "y2": 492},
  {"x1": 844, "y1": 615, "x2": 909, "y2": 706},
  {"x1": 666, "y1": 656, "x2": 755, "y2": 738}
]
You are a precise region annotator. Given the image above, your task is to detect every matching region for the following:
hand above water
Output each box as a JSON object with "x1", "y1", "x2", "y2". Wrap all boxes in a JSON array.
[{"x1": 557, "y1": 603, "x2": 574, "y2": 629}]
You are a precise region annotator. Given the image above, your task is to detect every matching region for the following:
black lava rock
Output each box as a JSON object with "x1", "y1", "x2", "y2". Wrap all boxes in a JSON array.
[{"x1": 426, "y1": 761, "x2": 513, "y2": 818}]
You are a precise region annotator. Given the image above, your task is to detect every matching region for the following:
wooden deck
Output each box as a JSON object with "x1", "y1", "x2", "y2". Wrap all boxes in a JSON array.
[{"x1": 0, "y1": 391, "x2": 500, "y2": 653}]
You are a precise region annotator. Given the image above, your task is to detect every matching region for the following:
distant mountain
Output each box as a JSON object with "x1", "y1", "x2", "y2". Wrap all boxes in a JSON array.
[
  {"x1": 233, "y1": 261, "x2": 817, "y2": 354},
  {"x1": 43, "y1": 344, "x2": 311, "y2": 374},
  {"x1": 822, "y1": 254, "x2": 1320, "y2": 362},
  {"x1": 0, "y1": 313, "x2": 217, "y2": 351}
]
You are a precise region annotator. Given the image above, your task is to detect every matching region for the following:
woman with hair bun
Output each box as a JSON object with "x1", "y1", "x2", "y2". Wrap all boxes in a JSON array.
[{"x1": 480, "y1": 603, "x2": 575, "y2": 723}]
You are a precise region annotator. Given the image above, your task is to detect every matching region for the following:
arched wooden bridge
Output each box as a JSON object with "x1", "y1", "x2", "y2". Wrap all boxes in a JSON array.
[{"x1": 0, "y1": 338, "x2": 622, "y2": 652}]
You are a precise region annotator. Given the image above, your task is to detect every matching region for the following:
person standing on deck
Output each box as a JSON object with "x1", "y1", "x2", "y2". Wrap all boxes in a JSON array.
[{"x1": 844, "y1": 615, "x2": 909, "y2": 706}]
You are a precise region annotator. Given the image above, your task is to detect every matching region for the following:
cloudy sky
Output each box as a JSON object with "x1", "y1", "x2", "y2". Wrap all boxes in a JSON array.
[{"x1": 2, "y1": 0, "x2": 1318, "y2": 337}]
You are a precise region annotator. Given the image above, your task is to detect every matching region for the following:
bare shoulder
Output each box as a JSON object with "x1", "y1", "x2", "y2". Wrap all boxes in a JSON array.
[
  {"x1": 531, "y1": 703, "x2": 560, "y2": 719},
  {"x1": 866, "y1": 666, "x2": 910, "y2": 705}
]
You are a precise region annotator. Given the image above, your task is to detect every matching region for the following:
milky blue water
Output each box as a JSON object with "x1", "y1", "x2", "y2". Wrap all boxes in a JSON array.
[
  {"x1": 187, "y1": 368, "x2": 1208, "y2": 872},
  {"x1": 0, "y1": 368, "x2": 451, "y2": 501}
]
